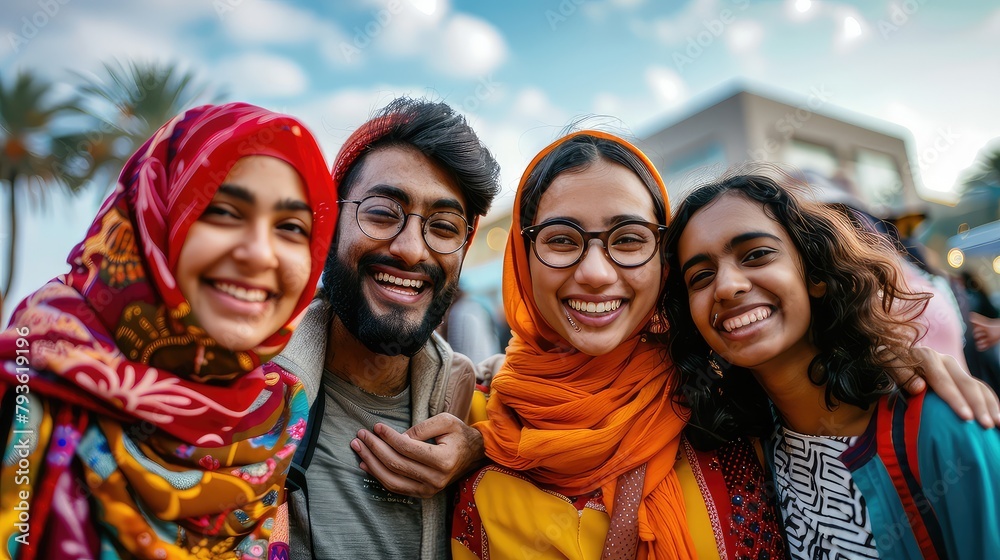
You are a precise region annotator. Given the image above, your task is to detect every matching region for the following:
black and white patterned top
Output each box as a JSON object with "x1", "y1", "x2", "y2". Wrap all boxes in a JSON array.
[{"x1": 772, "y1": 426, "x2": 880, "y2": 559}]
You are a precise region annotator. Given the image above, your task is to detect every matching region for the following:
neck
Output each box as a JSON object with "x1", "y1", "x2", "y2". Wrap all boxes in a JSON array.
[
  {"x1": 751, "y1": 355, "x2": 873, "y2": 437},
  {"x1": 325, "y1": 315, "x2": 411, "y2": 396}
]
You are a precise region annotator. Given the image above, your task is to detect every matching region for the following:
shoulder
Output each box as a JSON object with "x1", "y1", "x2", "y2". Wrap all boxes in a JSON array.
[
  {"x1": 915, "y1": 392, "x2": 1000, "y2": 459},
  {"x1": 271, "y1": 298, "x2": 331, "y2": 406}
]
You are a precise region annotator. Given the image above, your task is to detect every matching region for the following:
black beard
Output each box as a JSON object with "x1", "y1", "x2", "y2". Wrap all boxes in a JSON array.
[{"x1": 322, "y1": 251, "x2": 458, "y2": 357}]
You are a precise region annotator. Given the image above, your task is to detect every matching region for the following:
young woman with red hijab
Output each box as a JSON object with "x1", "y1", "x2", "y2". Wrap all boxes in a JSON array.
[{"x1": 0, "y1": 102, "x2": 336, "y2": 559}]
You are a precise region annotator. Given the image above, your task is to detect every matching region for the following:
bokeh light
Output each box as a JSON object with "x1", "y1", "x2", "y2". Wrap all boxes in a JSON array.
[{"x1": 947, "y1": 248, "x2": 965, "y2": 268}]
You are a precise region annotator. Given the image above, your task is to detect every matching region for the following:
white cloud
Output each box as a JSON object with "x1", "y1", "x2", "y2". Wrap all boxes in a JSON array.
[
  {"x1": 220, "y1": 0, "x2": 327, "y2": 44},
  {"x1": 975, "y1": 6, "x2": 1000, "y2": 38},
  {"x1": 215, "y1": 52, "x2": 309, "y2": 98},
  {"x1": 6, "y1": 16, "x2": 180, "y2": 71},
  {"x1": 292, "y1": 85, "x2": 432, "y2": 156},
  {"x1": 592, "y1": 92, "x2": 625, "y2": 116},
  {"x1": 371, "y1": 0, "x2": 449, "y2": 56},
  {"x1": 726, "y1": 20, "x2": 764, "y2": 52},
  {"x1": 644, "y1": 0, "x2": 721, "y2": 45},
  {"x1": 511, "y1": 87, "x2": 566, "y2": 124},
  {"x1": 645, "y1": 65, "x2": 687, "y2": 105},
  {"x1": 429, "y1": 14, "x2": 507, "y2": 78},
  {"x1": 330, "y1": 2, "x2": 506, "y2": 78},
  {"x1": 218, "y1": 0, "x2": 353, "y2": 68},
  {"x1": 610, "y1": 0, "x2": 646, "y2": 7},
  {"x1": 584, "y1": 0, "x2": 645, "y2": 20}
]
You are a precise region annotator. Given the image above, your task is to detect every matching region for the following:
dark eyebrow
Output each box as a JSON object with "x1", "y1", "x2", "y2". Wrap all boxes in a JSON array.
[
  {"x1": 680, "y1": 231, "x2": 782, "y2": 275},
  {"x1": 217, "y1": 183, "x2": 311, "y2": 213},
  {"x1": 607, "y1": 214, "x2": 652, "y2": 227},
  {"x1": 540, "y1": 214, "x2": 652, "y2": 229},
  {"x1": 365, "y1": 183, "x2": 466, "y2": 215},
  {"x1": 218, "y1": 184, "x2": 254, "y2": 204},
  {"x1": 276, "y1": 199, "x2": 312, "y2": 213}
]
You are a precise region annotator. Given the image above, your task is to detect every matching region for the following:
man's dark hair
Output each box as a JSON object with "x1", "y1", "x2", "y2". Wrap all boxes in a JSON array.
[{"x1": 336, "y1": 97, "x2": 501, "y2": 222}]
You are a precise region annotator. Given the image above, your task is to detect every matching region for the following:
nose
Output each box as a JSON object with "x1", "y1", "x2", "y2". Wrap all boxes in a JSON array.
[
  {"x1": 233, "y1": 222, "x2": 280, "y2": 271},
  {"x1": 574, "y1": 239, "x2": 617, "y2": 288},
  {"x1": 388, "y1": 214, "x2": 431, "y2": 267},
  {"x1": 713, "y1": 262, "x2": 751, "y2": 302}
]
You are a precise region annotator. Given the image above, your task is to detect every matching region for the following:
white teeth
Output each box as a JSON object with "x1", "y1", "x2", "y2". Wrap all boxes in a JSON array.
[
  {"x1": 567, "y1": 299, "x2": 622, "y2": 313},
  {"x1": 722, "y1": 307, "x2": 772, "y2": 332},
  {"x1": 215, "y1": 282, "x2": 269, "y2": 302},
  {"x1": 375, "y1": 272, "x2": 424, "y2": 290}
]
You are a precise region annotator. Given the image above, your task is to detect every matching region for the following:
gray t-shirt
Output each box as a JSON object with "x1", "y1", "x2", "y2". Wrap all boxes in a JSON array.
[{"x1": 296, "y1": 370, "x2": 422, "y2": 559}]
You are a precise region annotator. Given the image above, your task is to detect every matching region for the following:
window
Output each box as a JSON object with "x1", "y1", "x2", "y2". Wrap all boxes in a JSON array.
[
  {"x1": 783, "y1": 138, "x2": 838, "y2": 177},
  {"x1": 855, "y1": 148, "x2": 904, "y2": 210}
]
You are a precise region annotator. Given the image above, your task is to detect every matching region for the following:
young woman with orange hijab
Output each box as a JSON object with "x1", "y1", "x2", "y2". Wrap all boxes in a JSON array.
[
  {"x1": 0, "y1": 103, "x2": 336, "y2": 559},
  {"x1": 451, "y1": 131, "x2": 786, "y2": 559}
]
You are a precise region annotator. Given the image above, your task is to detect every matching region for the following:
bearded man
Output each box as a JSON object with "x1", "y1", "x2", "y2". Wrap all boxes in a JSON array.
[{"x1": 277, "y1": 97, "x2": 500, "y2": 559}]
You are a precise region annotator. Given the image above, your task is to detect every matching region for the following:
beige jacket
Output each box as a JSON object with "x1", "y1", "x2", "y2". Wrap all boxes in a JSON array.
[{"x1": 274, "y1": 297, "x2": 475, "y2": 559}]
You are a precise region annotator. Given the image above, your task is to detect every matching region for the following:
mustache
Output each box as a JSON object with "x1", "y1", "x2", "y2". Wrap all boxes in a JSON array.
[{"x1": 358, "y1": 254, "x2": 446, "y2": 288}]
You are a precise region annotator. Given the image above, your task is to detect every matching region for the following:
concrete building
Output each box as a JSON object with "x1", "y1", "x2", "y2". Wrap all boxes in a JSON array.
[{"x1": 636, "y1": 84, "x2": 929, "y2": 218}]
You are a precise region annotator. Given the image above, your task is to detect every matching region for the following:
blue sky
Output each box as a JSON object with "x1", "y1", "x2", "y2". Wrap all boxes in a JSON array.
[{"x1": 2, "y1": 0, "x2": 999, "y2": 321}]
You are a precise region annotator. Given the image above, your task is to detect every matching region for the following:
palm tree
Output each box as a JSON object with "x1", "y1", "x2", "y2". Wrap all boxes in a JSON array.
[
  {"x1": 65, "y1": 60, "x2": 219, "y2": 196},
  {"x1": 0, "y1": 61, "x2": 218, "y2": 318},
  {"x1": 0, "y1": 71, "x2": 83, "y2": 315}
]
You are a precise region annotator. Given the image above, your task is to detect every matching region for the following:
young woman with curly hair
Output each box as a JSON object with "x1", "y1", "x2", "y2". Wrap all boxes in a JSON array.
[{"x1": 662, "y1": 172, "x2": 1000, "y2": 559}]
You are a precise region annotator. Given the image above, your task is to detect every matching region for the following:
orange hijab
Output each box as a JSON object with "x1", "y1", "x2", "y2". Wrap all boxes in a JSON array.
[{"x1": 476, "y1": 131, "x2": 695, "y2": 559}]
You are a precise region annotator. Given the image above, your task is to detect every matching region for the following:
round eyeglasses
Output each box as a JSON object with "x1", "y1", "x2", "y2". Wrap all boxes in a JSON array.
[
  {"x1": 338, "y1": 195, "x2": 472, "y2": 255},
  {"x1": 521, "y1": 219, "x2": 667, "y2": 269}
]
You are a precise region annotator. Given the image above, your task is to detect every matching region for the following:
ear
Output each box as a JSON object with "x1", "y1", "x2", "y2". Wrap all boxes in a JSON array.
[{"x1": 808, "y1": 275, "x2": 827, "y2": 298}]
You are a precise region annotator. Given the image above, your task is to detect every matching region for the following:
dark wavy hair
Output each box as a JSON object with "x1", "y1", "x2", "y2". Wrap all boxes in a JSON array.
[
  {"x1": 338, "y1": 97, "x2": 501, "y2": 223},
  {"x1": 662, "y1": 170, "x2": 929, "y2": 450}
]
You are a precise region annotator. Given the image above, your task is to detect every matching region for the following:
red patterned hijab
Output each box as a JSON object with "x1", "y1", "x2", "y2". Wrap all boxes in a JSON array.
[{"x1": 0, "y1": 103, "x2": 336, "y2": 559}]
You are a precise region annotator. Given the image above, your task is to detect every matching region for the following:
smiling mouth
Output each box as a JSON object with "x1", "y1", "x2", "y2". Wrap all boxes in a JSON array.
[
  {"x1": 211, "y1": 281, "x2": 275, "y2": 302},
  {"x1": 721, "y1": 306, "x2": 771, "y2": 332},
  {"x1": 374, "y1": 272, "x2": 428, "y2": 295},
  {"x1": 566, "y1": 298, "x2": 623, "y2": 315}
]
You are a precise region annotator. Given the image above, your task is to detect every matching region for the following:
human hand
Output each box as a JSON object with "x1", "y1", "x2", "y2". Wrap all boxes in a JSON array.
[
  {"x1": 351, "y1": 413, "x2": 486, "y2": 499},
  {"x1": 970, "y1": 312, "x2": 1000, "y2": 351},
  {"x1": 891, "y1": 345, "x2": 1000, "y2": 429}
]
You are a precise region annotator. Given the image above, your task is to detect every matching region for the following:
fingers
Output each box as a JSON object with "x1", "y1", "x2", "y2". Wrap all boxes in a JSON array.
[
  {"x1": 983, "y1": 380, "x2": 1000, "y2": 427},
  {"x1": 351, "y1": 428, "x2": 442, "y2": 498},
  {"x1": 373, "y1": 422, "x2": 440, "y2": 464},
  {"x1": 350, "y1": 414, "x2": 488, "y2": 499},
  {"x1": 898, "y1": 372, "x2": 926, "y2": 394},
  {"x1": 912, "y1": 350, "x2": 973, "y2": 422},
  {"x1": 970, "y1": 314, "x2": 1000, "y2": 349},
  {"x1": 404, "y1": 413, "x2": 463, "y2": 441},
  {"x1": 972, "y1": 327, "x2": 994, "y2": 351},
  {"x1": 951, "y1": 364, "x2": 995, "y2": 429}
]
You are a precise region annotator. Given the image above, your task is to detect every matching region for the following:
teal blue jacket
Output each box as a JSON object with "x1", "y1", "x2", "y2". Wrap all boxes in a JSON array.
[{"x1": 766, "y1": 391, "x2": 1000, "y2": 559}]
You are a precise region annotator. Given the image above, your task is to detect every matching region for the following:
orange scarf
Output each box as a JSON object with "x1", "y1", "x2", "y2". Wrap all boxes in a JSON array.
[{"x1": 476, "y1": 131, "x2": 695, "y2": 559}]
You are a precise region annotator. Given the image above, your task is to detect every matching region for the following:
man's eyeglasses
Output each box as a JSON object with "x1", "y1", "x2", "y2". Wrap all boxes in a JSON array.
[
  {"x1": 338, "y1": 195, "x2": 472, "y2": 255},
  {"x1": 521, "y1": 219, "x2": 666, "y2": 269}
]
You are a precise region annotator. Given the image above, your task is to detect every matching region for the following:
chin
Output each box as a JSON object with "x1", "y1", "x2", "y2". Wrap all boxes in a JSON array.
[
  {"x1": 204, "y1": 322, "x2": 270, "y2": 352},
  {"x1": 572, "y1": 337, "x2": 624, "y2": 357}
]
